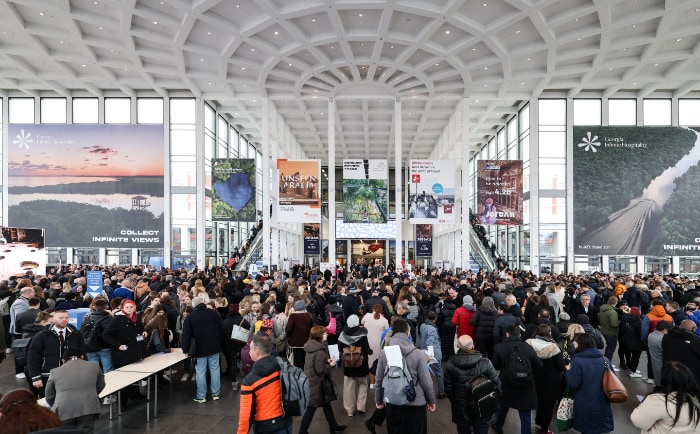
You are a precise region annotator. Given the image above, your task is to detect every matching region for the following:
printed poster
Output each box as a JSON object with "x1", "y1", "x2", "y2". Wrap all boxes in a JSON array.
[
  {"x1": 303, "y1": 223, "x2": 320, "y2": 255},
  {"x1": 211, "y1": 158, "x2": 256, "y2": 221},
  {"x1": 415, "y1": 224, "x2": 433, "y2": 257},
  {"x1": 408, "y1": 160, "x2": 455, "y2": 224},
  {"x1": 277, "y1": 159, "x2": 321, "y2": 223},
  {"x1": 342, "y1": 159, "x2": 388, "y2": 223},
  {"x1": 477, "y1": 160, "x2": 523, "y2": 226},
  {"x1": 0, "y1": 227, "x2": 45, "y2": 280},
  {"x1": 574, "y1": 126, "x2": 700, "y2": 255},
  {"x1": 8, "y1": 124, "x2": 164, "y2": 248}
]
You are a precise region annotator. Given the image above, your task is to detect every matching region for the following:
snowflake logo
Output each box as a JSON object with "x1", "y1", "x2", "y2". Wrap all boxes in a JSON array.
[
  {"x1": 578, "y1": 132, "x2": 600, "y2": 152},
  {"x1": 13, "y1": 129, "x2": 33, "y2": 149}
]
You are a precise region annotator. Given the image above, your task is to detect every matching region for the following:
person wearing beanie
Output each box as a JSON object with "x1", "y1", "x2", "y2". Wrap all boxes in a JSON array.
[
  {"x1": 286, "y1": 299, "x2": 314, "y2": 370},
  {"x1": 574, "y1": 314, "x2": 605, "y2": 349},
  {"x1": 338, "y1": 314, "x2": 372, "y2": 417},
  {"x1": 620, "y1": 305, "x2": 645, "y2": 377},
  {"x1": 452, "y1": 295, "x2": 477, "y2": 340}
]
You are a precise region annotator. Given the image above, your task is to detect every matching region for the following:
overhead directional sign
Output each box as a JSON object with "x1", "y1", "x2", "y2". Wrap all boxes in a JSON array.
[{"x1": 86, "y1": 270, "x2": 103, "y2": 298}]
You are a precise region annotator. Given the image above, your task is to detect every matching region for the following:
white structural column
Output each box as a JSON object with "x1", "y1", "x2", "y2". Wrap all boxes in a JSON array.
[
  {"x1": 262, "y1": 99, "x2": 271, "y2": 269},
  {"x1": 566, "y1": 98, "x2": 574, "y2": 272},
  {"x1": 195, "y1": 99, "x2": 205, "y2": 269},
  {"x1": 529, "y1": 98, "x2": 539, "y2": 273},
  {"x1": 328, "y1": 99, "x2": 336, "y2": 265},
  {"x1": 461, "y1": 99, "x2": 470, "y2": 271},
  {"x1": 394, "y1": 99, "x2": 402, "y2": 268}
]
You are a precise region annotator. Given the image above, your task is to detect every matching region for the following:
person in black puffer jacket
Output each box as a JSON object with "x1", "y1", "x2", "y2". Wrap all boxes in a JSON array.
[
  {"x1": 444, "y1": 335, "x2": 501, "y2": 434},
  {"x1": 439, "y1": 296, "x2": 458, "y2": 361},
  {"x1": 470, "y1": 296, "x2": 498, "y2": 359}
]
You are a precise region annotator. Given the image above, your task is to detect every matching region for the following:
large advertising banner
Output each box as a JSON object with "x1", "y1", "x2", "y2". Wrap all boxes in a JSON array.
[
  {"x1": 476, "y1": 160, "x2": 523, "y2": 226},
  {"x1": 8, "y1": 124, "x2": 164, "y2": 248},
  {"x1": 342, "y1": 159, "x2": 388, "y2": 223},
  {"x1": 416, "y1": 224, "x2": 433, "y2": 257},
  {"x1": 573, "y1": 126, "x2": 700, "y2": 256},
  {"x1": 277, "y1": 159, "x2": 321, "y2": 223},
  {"x1": 303, "y1": 223, "x2": 320, "y2": 255},
  {"x1": 408, "y1": 160, "x2": 455, "y2": 224},
  {"x1": 211, "y1": 158, "x2": 256, "y2": 222},
  {"x1": 0, "y1": 227, "x2": 46, "y2": 280}
]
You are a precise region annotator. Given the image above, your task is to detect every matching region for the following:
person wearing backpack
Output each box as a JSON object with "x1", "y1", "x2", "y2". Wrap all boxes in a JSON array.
[
  {"x1": 525, "y1": 324, "x2": 566, "y2": 434},
  {"x1": 338, "y1": 314, "x2": 372, "y2": 417},
  {"x1": 81, "y1": 297, "x2": 113, "y2": 403},
  {"x1": 444, "y1": 335, "x2": 501, "y2": 434},
  {"x1": 491, "y1": 325, "x2": 542, "y2": 434},
  {"x1": 238, "y1": 335, "x2": 293, "y2": 434},
  {"x1": 374, "y1": 318, "x2": 436, "y2": 434}
]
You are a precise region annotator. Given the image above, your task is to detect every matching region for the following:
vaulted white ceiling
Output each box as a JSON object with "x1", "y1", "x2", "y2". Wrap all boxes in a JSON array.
[{"x1": 1, "y1": 0, "x2": 699, "y2": 164}]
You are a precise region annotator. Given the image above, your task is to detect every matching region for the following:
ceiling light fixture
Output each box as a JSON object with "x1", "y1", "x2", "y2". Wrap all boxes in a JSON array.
[
  {"x1": 40, "y1": 12, "x2": 45, "y2": 16},
  {"x1": 241, "y1": 67, "x2": 245, "y2": 70},
  {"x1": 153, "y1": 21, "x2": 158, "y2": 25},
  {"x1": 445, "y1": 30, "x2": 450, "y2": 34},
  {"x1": 312, "y1": 18, "x2": 316, "y2": 22},
  {"x1": 359, "y1": 13, "x2": 363, "y2": 17},
  {"x1": 677, "y1": 38, "x2": 682, "y2": 42},
  {"x1": 251, "y1": 48, "x2": 255, "y2": 51},
  {"x1": 207, "y1": 31, "x2": 212, "y2": 35},
  {"x1": 274, "y1": 31, "x2": 278, "y2": 35},
  {"x1": 632, "y1": 24, "x2": 637, "y2": 28},
  {"x1": 483, "y1": 3, "x2": 487, "y2": 6},
  {"x1": 515, "y1": 30, "x2": 520, "y2": 34},
  {"x1": 472, "y1": 48, "x2": 477, "y2": 51},
  {"x1": 99, "y1": 26, "x2": 103, "y2": 30}
]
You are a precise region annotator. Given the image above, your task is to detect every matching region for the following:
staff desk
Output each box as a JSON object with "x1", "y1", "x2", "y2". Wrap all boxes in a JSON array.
[{"x1": 114, "y1": 348, "x2": 188, "y2": 420}]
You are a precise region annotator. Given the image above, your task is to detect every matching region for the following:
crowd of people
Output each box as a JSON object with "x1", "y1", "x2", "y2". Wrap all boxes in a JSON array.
[{"x1": 0, "y1": 264, "x2": 700, "y2": 433}]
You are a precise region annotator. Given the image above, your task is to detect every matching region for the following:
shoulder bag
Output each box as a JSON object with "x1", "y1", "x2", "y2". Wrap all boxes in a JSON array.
[
  {"x1": 602, "y1": 358, "x2": 628, "y2": 403},
  {"x1": 231, "y1": 319, "x2": 249, "y2": 344}
]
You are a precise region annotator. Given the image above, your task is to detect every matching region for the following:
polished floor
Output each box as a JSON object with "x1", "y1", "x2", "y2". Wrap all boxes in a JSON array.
[{"x1": 0, "y1": 350, "x2": 648, "y2": 433}]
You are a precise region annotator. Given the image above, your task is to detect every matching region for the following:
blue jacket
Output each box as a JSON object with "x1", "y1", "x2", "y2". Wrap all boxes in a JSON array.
[
  {"x1": 566, "y1": 348, "x2": 614, "y2": 434},
  {"x1": 419, "y1": 320, "x2": 442, "y2": 361}
]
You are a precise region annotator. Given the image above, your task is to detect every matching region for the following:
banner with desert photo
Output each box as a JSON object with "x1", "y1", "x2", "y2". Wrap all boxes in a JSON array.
[
  {"x1": 476, "y1": 160, "x2": 523, "y2": 226},
  {"x1": 8, "y1": 124, "x2": 164, "y2": 248},
  {"x1": 277, "y1": 159, "x2": 321, "y2": 223}
]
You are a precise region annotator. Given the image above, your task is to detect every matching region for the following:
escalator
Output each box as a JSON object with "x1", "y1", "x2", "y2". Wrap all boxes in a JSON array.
[
  {"x1": 468, "y1": 225, "x2": 496, "y2": 272},
  {"x1": 233, "y1": 232, "x2": 264, "y2": 272}
]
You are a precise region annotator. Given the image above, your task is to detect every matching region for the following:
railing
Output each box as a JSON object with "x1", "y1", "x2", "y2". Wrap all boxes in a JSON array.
[{"x1": 469, "y1": 225, "x2": 496, "y2": 271}]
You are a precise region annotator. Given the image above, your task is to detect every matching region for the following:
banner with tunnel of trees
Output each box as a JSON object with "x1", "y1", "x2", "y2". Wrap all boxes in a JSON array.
[
  {"x1": 343, "y1": 159, "x2": 388, "y2": 223},
  {"x1": 573, "y1": 125, "x2": 700, "y2": 256},
  {"x1": 8, "y1": 124, "x2": 164, "y2": 248}
]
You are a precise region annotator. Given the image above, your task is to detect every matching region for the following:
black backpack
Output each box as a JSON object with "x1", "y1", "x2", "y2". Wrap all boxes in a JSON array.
[
  {"x1": 81, "y1": 313, "x2": 107, "y2": 352},
  {"x1": 503, "y1": 342, "x2": 533, "y2": 388},
  {"x1": 464, "y1": 360, "x2": 500, "y2": 421}
]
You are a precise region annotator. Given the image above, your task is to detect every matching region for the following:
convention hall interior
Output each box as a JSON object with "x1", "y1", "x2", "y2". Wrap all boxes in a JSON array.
[{"x1": 0, "y1": 0, "x2": 699, "y2": 433}]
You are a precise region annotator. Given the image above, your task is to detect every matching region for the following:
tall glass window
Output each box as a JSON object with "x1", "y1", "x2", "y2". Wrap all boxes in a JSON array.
[
  {"x1": 105, "y1": 98, "x2": 131, "y2": 124},
  {"x1": 643, "y1": 99, "x2": 671, "y2": 125},
  {"x1": 73, "y1": 98, "x2": 99, "y2": 123},
  {"x1": 40, "y1": 98, "x2": 67, "y2": 123},
  {"x1": 9, "y1": 98, "x2": 34, "y2": 123},
  {"x1": 609, "y1": 99, "x2": 636, "y2": 125}
]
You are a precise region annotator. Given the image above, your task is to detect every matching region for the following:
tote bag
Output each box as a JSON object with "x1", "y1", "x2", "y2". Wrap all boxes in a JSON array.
[{"x1": 556, "y1": 385, "x2": 574, "y2": 431}]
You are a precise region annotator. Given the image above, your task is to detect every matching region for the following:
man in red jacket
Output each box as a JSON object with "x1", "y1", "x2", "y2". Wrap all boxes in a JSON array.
[{"x1": 452, "y1": 295, "x2": 476, "y2": 340}]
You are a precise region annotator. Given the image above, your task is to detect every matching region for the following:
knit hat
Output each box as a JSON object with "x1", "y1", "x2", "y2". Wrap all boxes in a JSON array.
[
  {"x1": 463, "y1": 295, "x2": 474, "y2": 306},
  {"x1": 294, "y1": 300, "x2": 306, "y2": 312},
  {"x1": 261, "y1": 319, "x2": 274, "y2": 329},
  {"x1": 576, "y1": 314, "x2": 590, "y2": 324},
  {"x1": 629, "y1": 307, "x2": 642, "y2": 317},
  {"x1": 347, "y1": 314, "x2": 360, "y2": 328}
]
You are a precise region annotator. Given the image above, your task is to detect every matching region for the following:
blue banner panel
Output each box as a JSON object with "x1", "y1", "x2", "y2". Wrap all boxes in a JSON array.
[{"x1": 415, "y1": 224, "x2": 433, "y2": 257}]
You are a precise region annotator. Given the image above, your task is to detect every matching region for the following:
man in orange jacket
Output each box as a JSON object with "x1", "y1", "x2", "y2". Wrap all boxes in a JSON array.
[{"x1": 238, "y1": 335, "x2": 292, "y2": 434}]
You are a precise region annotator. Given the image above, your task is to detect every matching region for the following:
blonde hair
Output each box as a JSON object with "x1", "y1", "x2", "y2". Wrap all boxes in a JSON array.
[{"x1": 566, "y1": 323, "x2": 585, "y2": 339}]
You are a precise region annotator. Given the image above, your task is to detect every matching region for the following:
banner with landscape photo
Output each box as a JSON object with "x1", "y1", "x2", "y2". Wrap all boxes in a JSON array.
[
  {"x1": 211, "y1": 158, "x2": 256, "y2": 221},
  {"x1": 8, "y1": 124, "x2": 164, "y2": 248},
  {"x1": 574, "y1": 126, "x2": 700, "y2": 256},
  {"x1": 342, "y1": 159, "x2": 388, "y2": 223}
]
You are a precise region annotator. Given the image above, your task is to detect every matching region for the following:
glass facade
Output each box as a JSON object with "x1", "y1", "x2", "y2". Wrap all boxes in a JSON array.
[{"x1": 1, "y1": 94, "x2": 700, "y2": 273}]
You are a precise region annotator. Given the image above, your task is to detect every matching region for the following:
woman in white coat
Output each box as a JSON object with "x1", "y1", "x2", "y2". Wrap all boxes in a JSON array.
[
  {"x1": 361, "y1": 304, "x2": 388, "y2": 388},
  {"x1": 631, "y1": 361, "x2": 700, "y2": 434}
]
